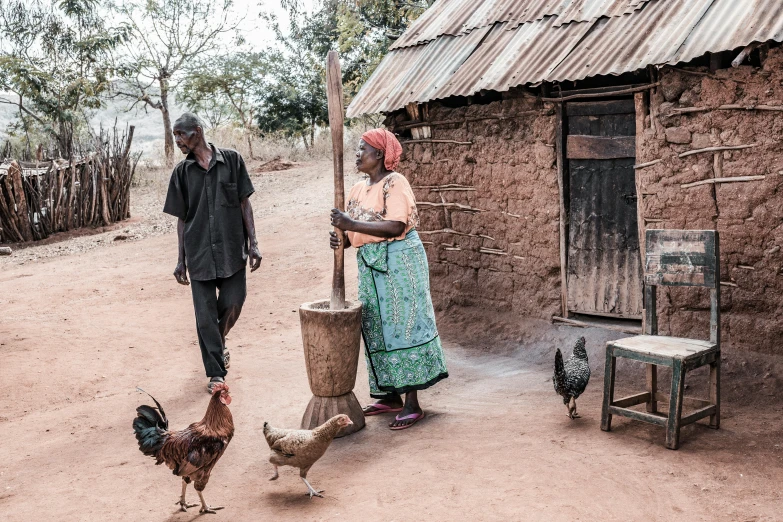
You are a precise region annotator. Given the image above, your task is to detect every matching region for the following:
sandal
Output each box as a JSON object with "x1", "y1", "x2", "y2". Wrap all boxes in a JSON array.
[
  {"x1": 389, "y1": 412, "x2": 425, "y2": 430},
  {"x1": 207, "y1": 377, "x2": 225, "y2": 393},
  {"x1": 363, "y1": 403, "x2": 403, "y2": 416}
]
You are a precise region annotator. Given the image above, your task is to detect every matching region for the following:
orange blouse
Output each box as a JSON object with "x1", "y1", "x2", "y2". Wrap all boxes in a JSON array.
[{"x1": 345, "y1": 172, "x2": 419, "y2": 248}]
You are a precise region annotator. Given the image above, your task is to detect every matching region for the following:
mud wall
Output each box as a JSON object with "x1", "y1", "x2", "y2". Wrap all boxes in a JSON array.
[
  {"x1": 391, "y1": 47, "x2": 783, "y2": 354},
  {"x1": 638, "y1": 47, "x2": 783, "y2": 354},
  {"x1": 390, "y1": 95, "x2": 563, "y2": 319}
]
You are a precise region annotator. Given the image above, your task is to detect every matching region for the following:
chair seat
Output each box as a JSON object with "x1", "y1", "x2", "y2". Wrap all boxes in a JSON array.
[{"x1": 609, "y1": 335, "x2": 717, "y2": 361}]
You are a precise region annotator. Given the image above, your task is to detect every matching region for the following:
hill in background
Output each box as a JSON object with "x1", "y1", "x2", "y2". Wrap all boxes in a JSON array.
[{"x1": 0, "y1": 95, "x2": 187, "y2": 162}]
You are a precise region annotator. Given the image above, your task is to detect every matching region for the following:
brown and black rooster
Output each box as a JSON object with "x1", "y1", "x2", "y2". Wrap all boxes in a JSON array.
[
  {"x1": 554, "y1": 336, "x2": 591, "y2": 419},
  {"x1": 133, "y1": 383, "x2": 234, "y2": 514}
]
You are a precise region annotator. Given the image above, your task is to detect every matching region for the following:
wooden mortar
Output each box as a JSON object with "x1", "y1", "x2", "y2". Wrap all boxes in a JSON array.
[{"x1": 299, "y1": 299, "x2": 365, "y2": 437}]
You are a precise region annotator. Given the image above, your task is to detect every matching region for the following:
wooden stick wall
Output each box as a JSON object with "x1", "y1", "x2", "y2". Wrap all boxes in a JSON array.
[{"x1": 0, "y1": 125, "x2": 138, "y2": 243}]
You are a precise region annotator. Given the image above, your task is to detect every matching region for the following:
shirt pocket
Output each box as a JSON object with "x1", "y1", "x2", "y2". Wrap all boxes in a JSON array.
[{"x1": 219, "y1": 182, "x2": 240, "y2": 207}]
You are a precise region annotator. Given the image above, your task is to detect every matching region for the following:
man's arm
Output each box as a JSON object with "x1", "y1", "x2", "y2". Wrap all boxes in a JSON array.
[
  {"x1": 174, "y1": 218, "x2": 189, "y2": 285},
  {"x1": 240, "y1": 197, "x2": 262, "y2": 272}
]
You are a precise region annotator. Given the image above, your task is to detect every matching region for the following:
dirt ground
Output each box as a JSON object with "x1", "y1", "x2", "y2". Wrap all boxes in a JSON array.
[{"x1": 1, "y1": 160, "x2": 782, "y2": 521}]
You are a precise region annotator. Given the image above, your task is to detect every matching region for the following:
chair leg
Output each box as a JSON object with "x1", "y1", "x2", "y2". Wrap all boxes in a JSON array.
[
  {"x1": 709, "y1": 356, "x2": 720, "y2": 429},
  {"x1": 646, "y1": 364, "x2": 657, "y2": 413},
  {"x1": 600, "y1": 345, "x2": 616, "y2": 432},
  {"x1": 665, "y1": 360, "x2": 685, "y2": 450}
]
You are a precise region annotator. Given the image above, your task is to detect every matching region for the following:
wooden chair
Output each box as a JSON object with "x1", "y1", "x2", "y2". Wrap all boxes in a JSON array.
[{"x1": 600, "y1": 230, "x2": 721, "y2": 450}]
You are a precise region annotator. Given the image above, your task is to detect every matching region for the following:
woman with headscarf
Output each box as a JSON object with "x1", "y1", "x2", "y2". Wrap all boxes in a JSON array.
[{"x1": 329, "y1": 129, "x2": 448, "y2": 430}]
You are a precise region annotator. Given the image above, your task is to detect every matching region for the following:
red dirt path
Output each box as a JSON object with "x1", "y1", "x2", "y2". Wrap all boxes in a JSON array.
[{"x1": 1, "y1": 161, "x2": 781, "y2": 521}]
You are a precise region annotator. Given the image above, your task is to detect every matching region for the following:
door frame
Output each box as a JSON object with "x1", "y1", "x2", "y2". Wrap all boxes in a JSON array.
[{"x1": 555, "y1": 90, "x2": 648, "y2": 319}]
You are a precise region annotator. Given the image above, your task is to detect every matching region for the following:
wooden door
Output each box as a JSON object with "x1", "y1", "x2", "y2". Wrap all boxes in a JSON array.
[{"x1": 566, "y1": 99, "x2": 642, "y2": 319}]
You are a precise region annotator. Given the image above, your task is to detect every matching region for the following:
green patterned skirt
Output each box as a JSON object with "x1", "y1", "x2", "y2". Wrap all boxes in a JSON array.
[{"x1": 357, "y1": 230, "x2": 448, "y2": 398}]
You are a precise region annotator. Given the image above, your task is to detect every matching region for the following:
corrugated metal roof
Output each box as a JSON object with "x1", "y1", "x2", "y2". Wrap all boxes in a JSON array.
[
  {"x1": 347, "y1": 0, "x2": 783, "y2": 117},
  {"x1": 436, "y1": 19, "x2": 593, "y2": 99},
  {"x1": 548, "y1": 0, "x2": 716, "y2": 82},
  {"x1": 553, "y1": 0, "x2": 649, "y2": 27},
  {"x1": 391, "y1": 0, "x2": 650, "y2": 49},
  {"x1": 674, "y1": 0, "x2": 783, "y2": 64},
  {"x1": 347, "y1": 26, "x2": 491, "y2": 118}
]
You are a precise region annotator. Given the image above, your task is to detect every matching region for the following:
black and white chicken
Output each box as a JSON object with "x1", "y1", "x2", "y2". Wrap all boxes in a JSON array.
[{"x1": 553, "y1": 336, "x2": 590, "y2": 419}]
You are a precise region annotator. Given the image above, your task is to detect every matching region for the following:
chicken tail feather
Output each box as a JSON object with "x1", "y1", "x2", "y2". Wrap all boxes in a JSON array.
[
  {"x1": 133, "y1": 389, "x2": 169, "y2": 458},
  {"x1": 554, "y1": 348, "x2": 566, "y2": 393},
  {"x1": 136, "y1": 387, "x2": 168, "y2": 426}
]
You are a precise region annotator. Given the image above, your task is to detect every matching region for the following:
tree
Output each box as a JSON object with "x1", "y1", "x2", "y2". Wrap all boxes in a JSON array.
[
  {"x1": 271, "y1": 0, "x2": 431, "y2": 117},
  {"x1": 112, "y1": 0, "x2": 238, "y2": 164},
  {"x1": 179, "y1": 51, "x2": 269, "y2": 157},
  {"x1": 176, "y1": 89, "x2": 233, "y2": 131},
  {"x1": 336, "y1": 0, "x2": 432, "y2": 97},
  {"x1": 256, "y1": 6, "x2": 338, "y2": 149},
  {"x1": 0, "y1": 0, "x2": 129, "y2": 158}
]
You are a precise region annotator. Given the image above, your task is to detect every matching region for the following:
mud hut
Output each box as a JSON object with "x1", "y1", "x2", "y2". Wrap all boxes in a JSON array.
[{"x1": 347, "y1": 0, "x2": 783, "y2": 354}]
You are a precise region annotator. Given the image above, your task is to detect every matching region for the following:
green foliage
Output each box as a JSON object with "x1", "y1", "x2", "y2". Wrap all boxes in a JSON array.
[
  {"x1": 179, "y1": 51, "x2": 270, "y2": 156},
  {"x1": 179, "y1": 52, "x2": 269, "y2": 130},
  {"x1": 257, "y1": 0, "x2": 430, "y2": 144},
  {"x1": 0, "y1": 0, "x2": 129, "y2": 157},
  {"x1": 337, "y1": 0, "x2": 430, "y2": 97},
  {"x1": 255, "y1": 6, "x2": 338, "y2": 148}
]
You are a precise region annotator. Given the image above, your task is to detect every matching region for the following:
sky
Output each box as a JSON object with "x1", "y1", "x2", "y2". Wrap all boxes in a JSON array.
[{"x1": 236, "y1": 0, "x2": 316, "y2": 50}]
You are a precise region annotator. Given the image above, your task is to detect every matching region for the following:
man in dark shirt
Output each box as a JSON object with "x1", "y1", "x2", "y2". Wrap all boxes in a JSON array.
[{"x1": 163, "y1": 113, "x2": 262, "y2": 392}]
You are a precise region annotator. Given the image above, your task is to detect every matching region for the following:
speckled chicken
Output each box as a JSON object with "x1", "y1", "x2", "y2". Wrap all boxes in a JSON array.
[
  {"x1": 554, "y1": 336, "x2": 590, "y2": 419},
  {"x1": 263, "y1": 414, "x2": 353, "y2": 498}
]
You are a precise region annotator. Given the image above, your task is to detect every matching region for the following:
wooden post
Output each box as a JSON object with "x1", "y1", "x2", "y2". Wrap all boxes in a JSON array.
[
  {"x1": 634, "y1": 92, "x2": 648, "y2": 332},
  {"x1": 123, "y1": 125, "x2": 135, "y2": 160},
  {"x1": 732, "y1": 43, "x2": 759, "y2": 68},
  {"x1": 8, "y1": 161, "x2": 33, "y2": 241},
  {"x1": 555, "y1": 103, "x2": 569, "y2": 318},
  {"x1": 709, "y1": 52, "x2": 722, "y2": 72},
  {"x1": 326, "y1": 51, "x2": 346, "y2": 310},
  {"x1": 646, "y1": 364, "x2": 658, "y2": 413},
  {"x1": 1, "y1": 173, "x2": 24, "y2": 242},
  {"x1": 665, "y1": 359, "x2": 685, "y2": 450},
  {"x1": 634, "y1": 93, "x2": 648, "y2": 263},
  {"x1": 406, "y1": 103, "x2": 421, "y2": 139},
  {"x1": 600, "y1": 345, "x2": 616, "y2": 432},
  {"x1": 709, "y1": 358, "x2": 720, "y2": 429}
]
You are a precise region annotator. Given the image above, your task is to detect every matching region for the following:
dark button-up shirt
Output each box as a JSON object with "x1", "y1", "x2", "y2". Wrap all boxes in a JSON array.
[{"x1": 163, "y1": 144, "x2": 255, "y2": 281}]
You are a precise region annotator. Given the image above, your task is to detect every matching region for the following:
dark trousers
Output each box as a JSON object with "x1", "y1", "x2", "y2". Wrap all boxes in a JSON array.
[{"x1": 190, "y1": 268, "x2": 247, "y2": 378}]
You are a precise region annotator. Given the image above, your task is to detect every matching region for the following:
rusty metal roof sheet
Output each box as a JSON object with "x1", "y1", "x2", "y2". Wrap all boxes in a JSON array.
[
  {"x1": 347, "y1": 26, "x2": 492, "y2": 118},
  {"x1": 347, "y1": 0, "x2": 783, "y2": 117},
  {"x1": 548, "y1": 0, "x2": 716, "y2": 82},
  {"x1": 390, "y1": 0, "x2": 650, "y2": 49},
  {"x1": 436, "y1": 19, "x2": 593, "y2": 99},
  {"x1": 674, "y1": 0, "x2": 783, "y2": 64}
]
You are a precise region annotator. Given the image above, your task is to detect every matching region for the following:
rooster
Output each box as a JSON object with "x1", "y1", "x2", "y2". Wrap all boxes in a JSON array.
[
  {"x1": 263, "y1": 414, "x2": 353, "y2": 498},
  {"x1": 132, "y1": 384, "x2": 234, "y2": 514},
  {"x1": 554, "y1": 336, "x2": 591, "y2": 419}
]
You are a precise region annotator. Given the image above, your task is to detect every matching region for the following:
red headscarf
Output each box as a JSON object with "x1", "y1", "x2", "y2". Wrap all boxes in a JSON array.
[{"x1": 361, "y1": 129, "x2": 402, "y2": 171}]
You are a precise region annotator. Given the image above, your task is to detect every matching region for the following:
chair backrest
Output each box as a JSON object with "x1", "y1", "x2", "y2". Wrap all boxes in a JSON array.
[{"x1": 644, "y1": 229, "x2": 720, "y2": 344}]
